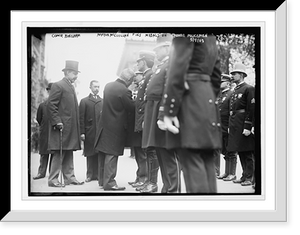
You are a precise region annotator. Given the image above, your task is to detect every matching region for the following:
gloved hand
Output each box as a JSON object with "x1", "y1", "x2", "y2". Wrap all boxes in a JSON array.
[{"x1": 55, "y1": 123, "x2": 63, "y2": 131}]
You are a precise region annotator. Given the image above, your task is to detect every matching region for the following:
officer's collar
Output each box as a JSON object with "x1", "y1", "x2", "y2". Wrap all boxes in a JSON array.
[
  {"x1": 143, "y1": 68, "x2": 151, "y2": 75},
  {"x1": 235, "y1": 81, "x2": 245, "y2": 89},
  {"x1": 222, "y1": 87, "x2": 230, "y2": 93}
]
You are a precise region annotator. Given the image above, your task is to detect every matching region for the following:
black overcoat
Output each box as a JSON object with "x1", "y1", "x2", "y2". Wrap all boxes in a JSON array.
[
  {"x1": 36, "y1": 100, "x2": 50, "y2": 154},
  {"x1": 216, "y1": 88, "x2": 233, "y2": 134},
  {"x1": 47, "y1": 78, "x2": 81, "y2": 151},
  {"x1": 79, "y1": 94, "x2": 103, "y2": 157},
  {"x1": 163, "y1": 36, "x2": 222, "y2": 150},
  {"x1": 227, "y1": 82, "x2": 255, "y2": 152},
  {"x1": 142, "y1": 57, "x2": 176, "y2": 149},
  {"x1": 94, "y1": 79, "x2": 135, "y2": 156}
]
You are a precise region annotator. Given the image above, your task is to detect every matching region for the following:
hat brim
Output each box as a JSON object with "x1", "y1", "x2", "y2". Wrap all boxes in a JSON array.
[
  {"x1": 62, "y1": 68, "x2": 81, "y2": 73},
  {"x1": 153, "y1": 42, "x2": 171, "y2": 50},
  {"x1": 230, "y1": 70, "x2": 247, "y2": 77}
]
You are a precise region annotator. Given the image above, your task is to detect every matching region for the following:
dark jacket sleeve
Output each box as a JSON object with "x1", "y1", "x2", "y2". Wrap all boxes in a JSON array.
[
  {"x1": 121, "y1": 89, "x2": 135, "y2": 113},
  {"x1": 47, "y1": 83, "x2": 62, "y2": 126},
  {"x1": 210, "y1": 59, "x2": 221, "y2": 97},
  {"x1": 36, "y1": 103, "x2": 43, "y2": 126},
  {"x1": 244, "y1": 86, "x2": 255, "y2": 131},
  {"x1": 163, "y1": 37, "x2": 194, "y2": 117},
  {"x1": 79, "y1": 98, "x2": 86, "y2": 135}
]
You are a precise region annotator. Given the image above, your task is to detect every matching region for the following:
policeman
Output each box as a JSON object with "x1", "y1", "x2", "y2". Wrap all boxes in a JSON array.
[
  {"x1": 227, "y1": 63, "x2": 255, "y2": 187},
  {"x1": 141, "y1": 34, "x2": 181, "y2": 193},
  {"x1": 216, "y1": 74, "x2": 238, "y2": 181},
  {"x1": 163, "y1": 35, "x2": 222, "y2": 193},
  {"x1": 128, "y1": 50, "x2": 155, "y2": 189}
]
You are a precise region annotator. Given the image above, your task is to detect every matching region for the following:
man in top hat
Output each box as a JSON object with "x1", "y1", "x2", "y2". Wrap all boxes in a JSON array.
[
  {"x1": 47, "y1": 60, "x2": 84, "y2": 187},
  {"x1": 141, "y1": 34, "x2": 181, "y2": 193},
  {"x1": 227, "y1": 63, "x2": 255, "y2": 186},
  {"x1": 216, "y1": 74, "x2": 238, "y2": 181},
  {"x1": 79, "y1": 80, "x2": 103, "y2": 184},
  {"x1": 33, "y1": 83, "x2": 53, "y2": 180},
  {"x1": 162, "y1": 35, "x2": 222, "y2": 193},
  {"x1": 94, "y1": 68, "x2": 136, "y2": 191},
  {"x1": 128, "y1": 50, "x2": 156, "y2": 189}
]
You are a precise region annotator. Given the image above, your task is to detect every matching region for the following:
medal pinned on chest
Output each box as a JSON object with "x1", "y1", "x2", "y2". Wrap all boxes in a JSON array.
[{"x1": 238, "y1": 93, "x2": 243, "y2": 99}]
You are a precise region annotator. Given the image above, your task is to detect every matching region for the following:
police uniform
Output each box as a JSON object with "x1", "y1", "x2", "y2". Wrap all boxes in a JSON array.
[
  {"x1": 216, "y1": 75, "x2": 238, "y2": 181},
  {"x1": 142, "y1": 34, "x2": 181, "y2": 193},
  {"x1": 129, "y1": 51, "x2": 155, "y2": 187},
  {"x1": 163, "y1": 35, "x2": 222, "y2": 193},
  {"x1": 227, "y1": 64, "x2": 255, "y2": 186}
]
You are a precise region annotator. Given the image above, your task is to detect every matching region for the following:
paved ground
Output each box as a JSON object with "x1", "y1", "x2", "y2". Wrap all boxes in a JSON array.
[{"x1": 30, "y1": 148, "x2": 254, "y2": 194}]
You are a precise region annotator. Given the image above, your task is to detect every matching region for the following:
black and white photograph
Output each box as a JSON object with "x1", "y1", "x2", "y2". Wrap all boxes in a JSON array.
[
  {"x1": 5, "y1": 5, "x2": 291, "y2": 224},
  {"x1": 28, "y1": 27, "x2": 260, "y2": 196}
]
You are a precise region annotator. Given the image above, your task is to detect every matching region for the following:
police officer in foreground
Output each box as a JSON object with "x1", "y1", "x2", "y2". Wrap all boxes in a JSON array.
[
  {"x1": 227, "y1": 63, "x2": 255, "y2": 187},
  {"x1": 141, "y1": 34, "x2": 181, "y2": 193},
  {"x1": 163, "y1": 35, "x2": 222, "y2": 193},
  {"x1": 216, "y1": 74, "x2": 238, "y2": 181}
]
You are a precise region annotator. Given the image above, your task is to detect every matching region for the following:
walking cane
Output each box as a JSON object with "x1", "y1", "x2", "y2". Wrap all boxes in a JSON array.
[{"x1": 59, "y1": 128, "x2": 63, "y2": 190}]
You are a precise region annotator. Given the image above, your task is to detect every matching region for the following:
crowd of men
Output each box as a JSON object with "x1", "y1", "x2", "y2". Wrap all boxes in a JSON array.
[{"x1": 33, "y1": 33, "x2": 256, "y2": 193}]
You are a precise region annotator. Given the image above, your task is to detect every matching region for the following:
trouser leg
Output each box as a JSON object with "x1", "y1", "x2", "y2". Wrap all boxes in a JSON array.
[
  {"x1": 48, "y1": 151, "x2": 62, "y2": 184},
  {"x1": 156, "y1": 147, "x2": 181, "y2": 193},
  {"x1": 239, "y1": 151, "x2": 254, "y2": 181},
  {"x1": 61, "y1": 150, "x2": 76, "y2": 184},
  {"x1": 103, "y1": 154, "x2": 119, "y2": 189},
  {"x1": 178, "y1": 148, "x2": 217, "y2": 193},
  {"x1": 134, "y1": 146, "x2": 148, "y2": 183},
  {"x1": 214, "y1": 149, "x2": 220, "y2": 176},
  {"x1": 37, "y1": 154, "x2": 49, "y2": 177},
  {"x1": 86, "y1": 154, "x2": 99, "y2": 180},
  {"x1": 98, "y1": 152, "x2": 105, "y2": 187}
]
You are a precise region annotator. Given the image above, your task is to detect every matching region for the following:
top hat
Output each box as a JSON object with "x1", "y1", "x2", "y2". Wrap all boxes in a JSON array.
[
  {"x1": 221, "y1": 74, "x2": 231, "y2": 82},
  {"x1": 62, "y1": 60, "x2": 80, "y2": 73},
  {"x1": 136, "y1": 50, "x2": 155, "y2": 62},
  {"x1": 153, "y1": 33, "x2": 173, "y2": 50},
  {"x1": 230, "y1": 63, "x2": 247, "y2": 77}
]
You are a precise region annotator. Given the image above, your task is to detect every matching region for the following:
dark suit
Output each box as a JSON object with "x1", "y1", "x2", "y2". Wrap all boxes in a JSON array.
[
  {"x1": 163, "y1": 36, "x2": 222, "y2": 193},
  {"x1": 35, "y1": 100, "x2": 52, "y2": 177},
  {"x1": 227, "y1": 82, "x2": 255, "y2": 182},
  {"x1": 95, "y1": 79, "x2": 135, "y2": 189},
  {"x1": 79, "y1": 94, "x2": 103, "y2": 181},
  {"x1": 47, "y1": 77, "x2": 81, "y2": 185}
]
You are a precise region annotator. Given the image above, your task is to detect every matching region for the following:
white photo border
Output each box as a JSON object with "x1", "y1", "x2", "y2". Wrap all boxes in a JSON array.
[{"x1": 5, "y1": 4, "x2": 286, "y2": 221}]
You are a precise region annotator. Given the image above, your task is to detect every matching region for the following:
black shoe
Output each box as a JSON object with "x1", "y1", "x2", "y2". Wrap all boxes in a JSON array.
[
  {"x1": 104, "y1": 185, "x2": 126, "y2": 191},
  {"x1": 140, "y1": 183, "x2": 158, "y2": 193},
  {"x1": 223, "y1": 175, "x2": 237, "y2": 181},
  {"x1": 128, "y1": 181, "x2": 136, "y2": 185},
  {"x1": 67, "y1": 180, "x2": 84, "y2": 185},
  {"x1": 217, "y1": 173, "x2": 229, "y2": 179},
  {"x1": 33, "y1": 174, "x2": 45, "y2": 180},
  {"x1": 131, "y1": 181, "x2": 145, "y2": 188},
  {"x1": 85, "y1": 177, "x2": 92, "y2": 183},
  {"x1": 233, "y1": 178, "x2": 245, "y2": 184},
  {"x1": 241, "y1": 180, "x2": 252, "y2": 186},
  {"x1": 48, "y1": 182, "x2": 65, "y2": 188}
]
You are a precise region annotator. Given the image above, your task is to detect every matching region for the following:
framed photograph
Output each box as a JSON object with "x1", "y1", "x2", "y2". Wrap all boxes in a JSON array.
[{"x1": 4, "y1": 3, "x2": 286, "y2": 221}]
